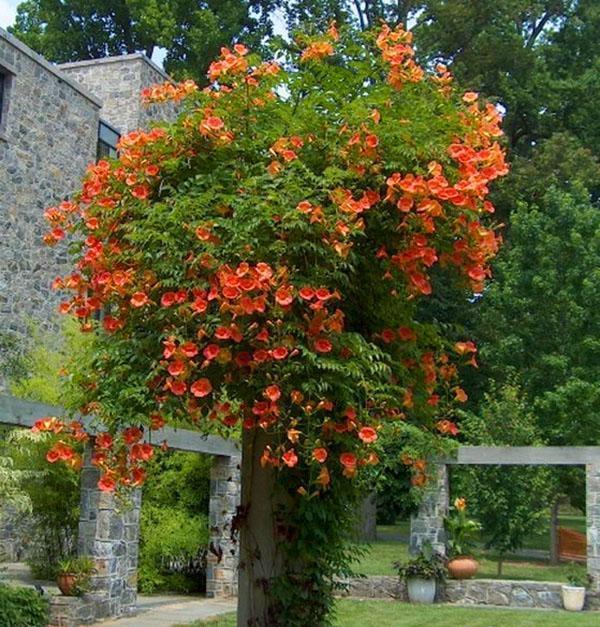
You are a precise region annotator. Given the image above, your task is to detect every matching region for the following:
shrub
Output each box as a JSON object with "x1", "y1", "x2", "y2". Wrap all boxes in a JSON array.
[
  {"x1": 138, "y1": 449, "x2": 211, "y2": 593},
  {"x1": 7, "y1": 430, "x2": 80, "y2": 579},
  {"x1": 139, "y1": 505, "x2": 209, "y2": 593},
  {"x1": 0, "y1": 584, "x2": 48, "y2": 627}
]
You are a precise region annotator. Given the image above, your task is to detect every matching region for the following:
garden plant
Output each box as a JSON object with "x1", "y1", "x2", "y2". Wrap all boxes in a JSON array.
[{"x1": 35, "y1": 22, "x2": 507, "y2": 626}]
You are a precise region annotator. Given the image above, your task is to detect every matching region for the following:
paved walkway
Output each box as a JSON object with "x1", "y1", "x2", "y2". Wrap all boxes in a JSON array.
[
  {"x1": 99, "y1": 595, "x2": 236, "y2": 626},
  {"x1": 1, "y1": 562, "x2": 236, "y2": 626}
]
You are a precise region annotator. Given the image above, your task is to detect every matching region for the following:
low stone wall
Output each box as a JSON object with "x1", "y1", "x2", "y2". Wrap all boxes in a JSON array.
[
  {"x1": 47, "y1": 595, "x2": 97, "y2": 627},
  {"x1": 340, "y1": 575, "x2": 600, "y2": 610}
]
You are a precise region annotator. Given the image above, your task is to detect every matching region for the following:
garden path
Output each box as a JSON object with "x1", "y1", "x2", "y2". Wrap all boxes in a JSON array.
[
  {"x1": 0, "y1": 562, "x2": 236, "y2": 626},
  {"x1": 99, "y1": 595, "x2": 236, "y2": 626}
]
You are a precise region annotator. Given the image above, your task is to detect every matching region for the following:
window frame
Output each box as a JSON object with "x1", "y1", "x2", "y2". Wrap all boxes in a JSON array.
[
  {"x1": 96, "y1": 120, "x2": 120, "y2": 160},
  {"x1": 0, "y1": 61, "x2": 16, "y2": 141}
]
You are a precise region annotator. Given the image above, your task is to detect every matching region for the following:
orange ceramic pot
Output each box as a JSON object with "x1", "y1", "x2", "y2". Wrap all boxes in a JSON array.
[
  {"x1": 447, "y1": 556, "x2": 479, "y2": 580},
  {"x1": 57, "y1": 573, "x2": 78, "y2": 596}
]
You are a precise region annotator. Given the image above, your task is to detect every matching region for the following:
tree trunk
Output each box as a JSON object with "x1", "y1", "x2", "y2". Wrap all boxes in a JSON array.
[
  {"x1": 237, "y1": 428, "x2": 284, "y2": 627},
  {"x1": 354, "y1": 492, "x2": 377, "y2": 542},
  {"x1": 497, "y1": 557, "x2": 503, "y2": 577},
  {"x1": 549, "y1": 498, "x2": 560, "y2": 565}
]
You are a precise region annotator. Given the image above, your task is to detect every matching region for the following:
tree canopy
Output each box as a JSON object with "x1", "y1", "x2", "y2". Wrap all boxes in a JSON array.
[{"x1": 9, "y1": 0, "x2": 278, "y2": 81}]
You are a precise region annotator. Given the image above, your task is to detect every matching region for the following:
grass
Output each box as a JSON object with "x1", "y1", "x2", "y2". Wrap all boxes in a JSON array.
[
  {"x1": 181, "y1": 600, "x2": 600, "y2": 626},
  {"x1": 380, "y1": 513, "x2": 586, "y2": 553},
  {"x1": 355, "y1": 537, "x2": 587, "y2": 582}
]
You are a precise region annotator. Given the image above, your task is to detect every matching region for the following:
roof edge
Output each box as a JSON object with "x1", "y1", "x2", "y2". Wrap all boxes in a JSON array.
[
  {"x1": 0, "y1": 27, "x2": 102, "y2": 108},
  {"x1": 58, "y1": 52, "x2": 172, "y2": 83}
]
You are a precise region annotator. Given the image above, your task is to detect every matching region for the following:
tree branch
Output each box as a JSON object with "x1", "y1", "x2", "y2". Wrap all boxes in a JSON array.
[{"x1": 526, "y1": 11, "x2": 552, "y2": 49}]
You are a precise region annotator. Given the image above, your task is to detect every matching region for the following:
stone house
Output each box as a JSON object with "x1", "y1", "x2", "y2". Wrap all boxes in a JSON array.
[{"x1": 0, "y1": 27, "x2": 173, "y2": 343}]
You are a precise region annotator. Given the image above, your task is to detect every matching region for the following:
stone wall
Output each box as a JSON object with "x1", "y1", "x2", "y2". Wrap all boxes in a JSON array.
[
  {"x1": 48, "y1": 595, "x2": 97, "y2": 627},
  {"x1": 0, "y1": 506, "x2": 30, "y2": 561},
  {"x1": 206, "y1": 454, "x2": 241, "y2": 598},
  {"x1": 587, "y1": 464, "x2": 600, "y2": 591},
  {"x1": 409, "y1": 464, "x2": 448, "y2": 555},
  {"x1": 0, "y1": 28, "x2": 100, "y2": 338},
  {"x1": 341, "y1": 575, "x2": 600, "y2": 610},
  {"x1": 59, "y1": 55, "x2": 177, "y2": 135},
  {"x1": 78, "y1": 452, "x2": 141, "y2": 619}
]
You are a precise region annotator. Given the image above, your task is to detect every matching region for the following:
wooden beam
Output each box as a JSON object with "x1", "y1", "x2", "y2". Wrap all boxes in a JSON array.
[
  {"x1": 0, "y1": 395, "x2": 61, "y2": 428},
  {"x1": 143, "y1": 427, "x2": 239, "y2": 457},
  {"x1": 0, "y1": 395, "x2": 239, "y2": 457},
  {"x1": 447, "y1": 446, "x2": 600, "y2": 466}
]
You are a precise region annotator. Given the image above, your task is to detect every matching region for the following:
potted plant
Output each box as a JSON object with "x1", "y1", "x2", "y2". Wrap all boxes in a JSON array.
[
  {"x1": 56, "y1": 556, "x2": 95, "y2": 596},
  {"x1": 561, "y1": 563, "x2": 590, "y2": 611},
  {"x1": 445, "y1": 497, "x2": 481, "y2": 579},
  {"x1": 394, "y1": 541, "x2": 446, "y2": 604}
]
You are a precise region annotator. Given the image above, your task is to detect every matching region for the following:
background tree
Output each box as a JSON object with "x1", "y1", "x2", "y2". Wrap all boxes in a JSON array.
[
  {"x1": 9, "y1": 0, "x2": 279, "y2": 82},
  {"x1": 476, "y1": 187, "x2": 600, "y2": 447},
  {"x1": 470, "y1": 186, "x2": 600, "y2": 558},
  {"x1": 454, "y1": 383, "x2": 556, "y2": 575}
]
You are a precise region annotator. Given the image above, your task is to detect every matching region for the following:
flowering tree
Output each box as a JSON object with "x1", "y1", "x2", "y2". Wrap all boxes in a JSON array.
[{"x1": 37, "y1": 23, "x2": 507, "y2": 625}]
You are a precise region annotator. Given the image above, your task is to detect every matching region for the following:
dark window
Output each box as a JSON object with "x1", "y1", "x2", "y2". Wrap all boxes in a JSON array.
[{"x1": 97, "y1": 121, "x2": 120, "y2": 160}]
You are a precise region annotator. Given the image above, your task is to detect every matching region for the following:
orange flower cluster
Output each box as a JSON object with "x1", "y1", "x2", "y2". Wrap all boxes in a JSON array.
[
  {"x1": 401, "y1": 454, "x2": 428, "y2": 486},
  {"x1": 155, "y1": 262, "x2": 345, "y2": 427},
  {"x1": 207, "y1": 43, "x2": 249, "y2": 82},
  {"x1": 376, "y1": 24, "x2": 424, "y2": 89},
  {"x1": 432, "y1": 63, "x2": 453, "y2": 96},
  {"x1": 141, "y1": 79, "x2": 198, "y2": 104},
  {"x1": 33, "y1": 417, "x2": 88, "y2": 470},
  {"x1": 299, "y1": 21, "x2": 339, "y2": 62}
]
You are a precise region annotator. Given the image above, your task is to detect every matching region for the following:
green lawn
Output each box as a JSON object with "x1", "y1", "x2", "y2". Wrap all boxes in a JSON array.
[
  {"x1": 381, "y1": 512, "x2": 586, "y2": 553},
  {"x1": 355, "y1": 539, "x2": 587, "y2": 582},
  {"x1": 182, "y1": 600, "x2": 600, "y2": 626}
]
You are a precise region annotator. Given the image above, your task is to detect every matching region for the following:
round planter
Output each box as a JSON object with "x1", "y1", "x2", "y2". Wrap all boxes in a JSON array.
[
  {"x1": 406, "y1": 578, "x2": 436, "y2": 604},
  {"x1": 57, "y1": 573, "x2": 78, "y2": 596},
  {"x1": 562, "y1": 585, "x2": 586, "y2": 612},
  {"x1": 448, "y1": 556, "x2": 479, "y2": 580}
]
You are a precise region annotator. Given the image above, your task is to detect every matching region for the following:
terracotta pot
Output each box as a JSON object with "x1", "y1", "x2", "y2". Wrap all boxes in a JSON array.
[
  {"x1": 57, "y1": 573, "x2": 78, "y2": 596},
  {"x1": 448, "y1": 556, "x2": 479, "y2": 579}
]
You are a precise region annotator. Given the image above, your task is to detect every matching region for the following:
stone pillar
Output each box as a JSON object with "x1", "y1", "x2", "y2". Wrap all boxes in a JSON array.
[
  {"x1": 206, "y1": 453, "x2": 241, "y2": 598},
  {"x1": 409, "y1": 464, "x2": 448, "y2": 556},
  {"x1": 586, "y1": 464, "x2": 600, "y2": 591},
  {"x1": 78, "y1": 449, "x2": 141, "y2": 619}
]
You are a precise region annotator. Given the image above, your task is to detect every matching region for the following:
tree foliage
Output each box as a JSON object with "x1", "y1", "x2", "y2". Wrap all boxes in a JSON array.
[
  {"x1": 9, "y1": 0, "x2": 279, "y2": 81},
  {"x1": 138, "y1": 450, "x2": 212, "y2": 593},
  {"x1": 454, "y1": 383, "x2": 555, "y2": 573},
  {"x1": 475, "y1": 187, "x2": 600, "y2": 445}
]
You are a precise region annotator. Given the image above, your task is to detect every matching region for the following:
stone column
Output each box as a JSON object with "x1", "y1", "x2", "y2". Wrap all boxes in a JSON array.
[
  {"x1": 78, "y1": 449, "x2": 141, "y2": 619},
  {"x1": 586, "y1": 464, "x2": 600, "y2": 591},
  {"x1": 206, "y1": 453, "x2": 241, "y2": 598},
  {"x1": 409, "y1": 464, "x2": 448, "y2": 556}
]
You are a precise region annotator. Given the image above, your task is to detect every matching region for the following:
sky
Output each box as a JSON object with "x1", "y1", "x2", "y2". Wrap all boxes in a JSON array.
[{"x1": 0, "y1": 0, "x2": 17, "y2": 29}]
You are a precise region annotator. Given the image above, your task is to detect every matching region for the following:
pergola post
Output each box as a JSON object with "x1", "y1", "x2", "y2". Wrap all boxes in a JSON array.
[
  {"x1": 78, "y1": 446, "x2": 141, "y2": 619},
  {"x1": 586, "y1": 464, "x2": 600, "y2": 591},
  {"x1": 409, "y1": 463, "x2": 448, "y2": 556},
  {"x1": 206, "y1": 453, "x2": 241, "y2": 598}
]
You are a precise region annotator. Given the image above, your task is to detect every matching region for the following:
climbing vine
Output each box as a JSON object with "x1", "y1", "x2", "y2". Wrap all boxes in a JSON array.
[{"x1": 36, "y1": 22, "x2": 507, "y2": 624}]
